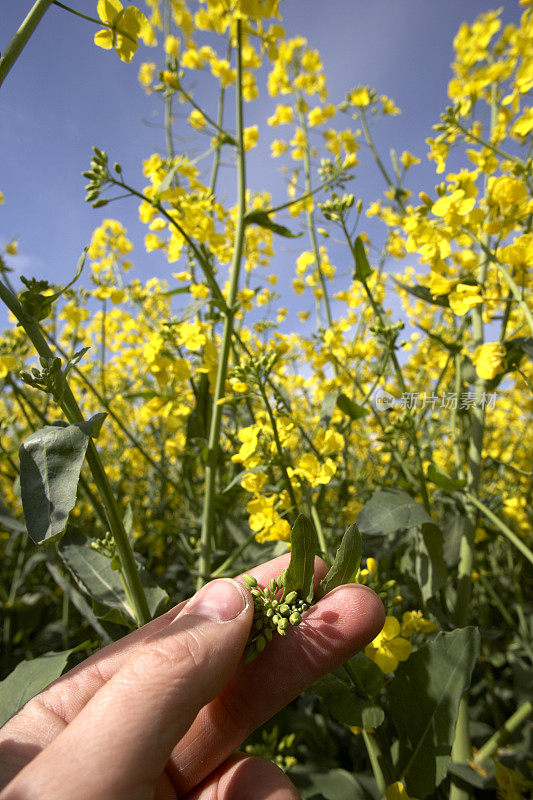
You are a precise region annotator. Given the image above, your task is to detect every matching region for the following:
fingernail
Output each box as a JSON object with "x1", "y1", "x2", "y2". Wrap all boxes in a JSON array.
[{"x1": 182, "y1": 579, "x2": 247, "y2": 622}]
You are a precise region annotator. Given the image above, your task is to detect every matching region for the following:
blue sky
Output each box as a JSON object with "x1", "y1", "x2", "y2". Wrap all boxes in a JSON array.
[{"x1": 0, "y1": 1, "x2": 523, "y2": 327}]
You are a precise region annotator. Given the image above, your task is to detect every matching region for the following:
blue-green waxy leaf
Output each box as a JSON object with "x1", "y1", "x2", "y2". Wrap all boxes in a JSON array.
[
  {"x1": 356, "y1": 488, "x2": 433, "y2": 536},
  {"x1": 311, "y1": 673, "x2": 384, "y2": 729},
  {"x1": 0, "y1": 649, "x2": 77, "y2": 726},
  {"x1": 316, "y1": 523, "x2": 362, "y2": 599},
  {"x1": 243, "y1": 209, "x2": 302, "y2": 238},
  {"x1": 353, "y1": 236, "x2": 373, "y2": 282},
  {"x1": 336, "y1": 393, "x2": 369, "y2": 420},
  {"x1": 19, "y1": 414, "x2": 107, "y2": 545},
  {"x1": 282, "y1": 514, "x2": 318, "y2": 603},
  {"x1": 388, "y1": 627, "x2": 480, "y2": 799},
  {"x1": 426, "y1": 463, "x2": 466, "y2": 491},
  {"x1": 60, "y1": 531, "x2": 168, "y2": 624}
]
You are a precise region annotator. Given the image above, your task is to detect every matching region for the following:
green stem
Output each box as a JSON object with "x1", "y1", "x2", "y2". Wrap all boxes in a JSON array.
[
  {"x1": 0, "y1": 0, "x2": 54, "y2": 88},
  {"x1": 197, "y1": 19, "x2": 246, "y2": 590},
  {"x1": 296, "y1": 92, "x2": 334, "y2": 331},
  {"x1": 464, "y1": 492, "x2": 533, "y2": 567},
  {"x1": 310, "y1": 504, "x2": 328, "y2": 562},
  {"x1": 362, "y1": 731, "x2": 393, "y2": 796},
  {"x1": 257, "y1": 379, "x2": 298, "y2": 513},
  {"x1": 211, "y1": 531, "x2": 257, "y2": 578},
  {"x1": 0, "y1": 280, "x2": 150, "y2": 626},
  {"x1": 474, "y1": 701, "x2": 533, "y2": 765}
]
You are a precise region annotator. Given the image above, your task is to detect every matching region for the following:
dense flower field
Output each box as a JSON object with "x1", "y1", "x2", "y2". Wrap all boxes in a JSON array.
[{"x1": 0, "y1": 2, "x2": 532, "y2": 798}]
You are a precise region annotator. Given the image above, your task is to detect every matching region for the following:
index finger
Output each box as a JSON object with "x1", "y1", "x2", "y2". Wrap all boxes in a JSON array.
[
  {"x1": 166, "y1": 581, "x2": 384, "y2": 795},
  {"x1": 0, "y1": 554, "x2": 314, "y2": 786}
]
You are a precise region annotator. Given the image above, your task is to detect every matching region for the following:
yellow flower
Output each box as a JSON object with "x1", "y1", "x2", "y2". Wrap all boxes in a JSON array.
[
  {"x1": 243, "y1": 125, "x2": 260, "y2": 151},
  {"x1": 386, "y1": 781, "x2": 419, "y2": 800},
  {"x1": 348, "y1": 86, "x2": 372, "y2": 106},
  {"x1": 176, "y1": 321, "x2": 206, "y2": 351},
  {"x1": 287, "y1": 453, "x2": 336, "y2": 487},
  {"x1": 94, "y1": 0, "x2": 150, "y2": 63},
  {"x1": 365, "y1": 616, "x2": 412, "y2": 673},
  {"x1": 427, "y1": 272, "x2": 456, "y2": 297},
  {"x1": 267, "y1": 104, "x2": 294, "y2": 126},
  {"x1": 472, "y1": 342, "x2": 507, "y2": 380},
  {"x1": 400, "y1": 610, "x2": 438, "y2": 638},
  {"x1": 188, "y1": 109, "x2": 206, "y2": 130},
  {"x1": 448, "y1": 283, "x2": 483, "y2": 315},
  {"x1": 5, "y1": 240, "x2": 17, "y2": 255},
  {"x1": 400, "y1": 151, "x2": 420, "y2": 169}
]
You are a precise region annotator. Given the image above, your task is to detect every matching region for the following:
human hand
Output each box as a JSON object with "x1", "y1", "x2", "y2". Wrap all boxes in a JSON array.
[{"x1": 0, "y1": 554, "x2": 384, "y2": 800}]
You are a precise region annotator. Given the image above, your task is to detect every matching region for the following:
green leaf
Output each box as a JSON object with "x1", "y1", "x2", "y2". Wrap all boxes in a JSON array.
[
  {"x1": 388, "y1": 627, "x2": 480, "y2": 798},
  {"x1": 243, "y1": 209, "x2": 302, "y2": 238},
  {"x1": 393, "y1": 278, "x2": 451, "y2": 308},
  {"x1": 60, "y1": 532, "x2": 168, "y2": 623},
  {"x1": 336, "y1": 393, "x2": 369, "y2": 420},
  {"x1": 427, "y1": 464, "x2": 466, "y2": 491},
  {"x1": 289, "y1": 765, "x2": 367, "y2": 800},
  {"x1": 19, "y1": 414, "x2": 107, "y2": 545},
  {"x1": 316, "y1": 523, "x2": 362, "y2": 599},
  {"x1": 282, "y1": 514, "x2": 318, "y2": 603},
  {"x1": 353, "y1": 236, "x2": 373, "y2": 282},
  {"x1": 356, "y1": 489, "x2": 433, "y2": 536},
  {"x1": 0, "y1": 649, "x2": 77, "y2": 726},
  {"x1": 60, "y1": 531, "x2": 134, "y2": 621},
  {"x1": 413, "y1": 523, "x2": 447, "y2": 603},
  {"x1": 318, "y1": 391, "x2": 339, "y2": 429},
  {"x1": 311, "y1": 673, "x2": 384, "y2": 729},
  {"x1": 157, "y1": 162, "x2": 180, "y2": 194}
]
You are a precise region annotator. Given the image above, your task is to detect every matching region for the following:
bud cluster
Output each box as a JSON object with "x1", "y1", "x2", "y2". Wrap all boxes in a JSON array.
[
  {"x1": 82, "y1": 147, "x2": 123, "y2": 209},
  {"x1": 242, "y1": 574, "x2": 309, "y2": 664}
]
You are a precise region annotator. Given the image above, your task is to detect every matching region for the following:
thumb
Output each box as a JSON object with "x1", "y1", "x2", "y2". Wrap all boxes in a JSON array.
[{"x1": 3, "y1": 579, "x2": 252, "y2": 800}]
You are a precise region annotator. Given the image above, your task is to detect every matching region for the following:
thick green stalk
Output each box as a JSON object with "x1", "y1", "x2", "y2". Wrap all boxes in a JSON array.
[
  {"x1": 197, "y1": 19, "x2": 246, "y2": 590},
  {"x1": 0, "y1": 0, "x2": 54, "y2": 87},
  {"x1": 0, "y1": 280, "x2": 150, "y2": 626}
]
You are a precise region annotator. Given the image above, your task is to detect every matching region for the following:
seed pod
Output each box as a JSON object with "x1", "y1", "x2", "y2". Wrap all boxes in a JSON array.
[
  {"x1": 243, "y1": 574, "x2": 258, "y2": 589},
  {"x1": 289, "y1": 611, "x2": 302, "y2": 626}
]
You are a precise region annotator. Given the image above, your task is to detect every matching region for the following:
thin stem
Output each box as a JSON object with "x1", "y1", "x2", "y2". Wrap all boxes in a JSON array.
[
  {"x1": 0, "y1": 0, "x2": 54, "y2": 88},
  {"x1": 474, "y1": 701, "x2": 533, "y2": 765},
  {"x1": 464, "y1": 492, "x2": 533, "y2": 568},
  {"x1": 197, "y1": 19, "x2": 246, "y2": 590},
  {"x1": 296, "y1": 92, "x2": 334, "y2": 330}
]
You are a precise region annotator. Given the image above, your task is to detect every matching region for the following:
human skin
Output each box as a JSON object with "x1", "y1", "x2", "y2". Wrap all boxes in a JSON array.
[{"x1": 0, "y1": 554, "x2": 385, "y2": 800}]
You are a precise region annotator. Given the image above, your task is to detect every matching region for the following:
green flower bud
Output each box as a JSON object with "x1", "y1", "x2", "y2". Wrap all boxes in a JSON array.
[
  {"x1": 289, "y1": 611, "x2": 302, "y2": 626},
  {"x1": 278, "y1": 604, "x2": 290, "y2": 616},
  {"x1": 243, "y1": 574, "x2": 258, "y2": 589},
  {"x1": 251, "y1": 588, "x2": 262, "y2": 598},
  {"x1": 265, "y1": 607, "x2": 274, "y2": 618},
  {"x1": 278, "y1": 617, "x2": 289, "y2": 631},
  {"x1": 272, "y1": 614, "x2": 280, "y2": 625},
  {"x1": 284, "y1": 591, "x2": 298, "y2": 604}
]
